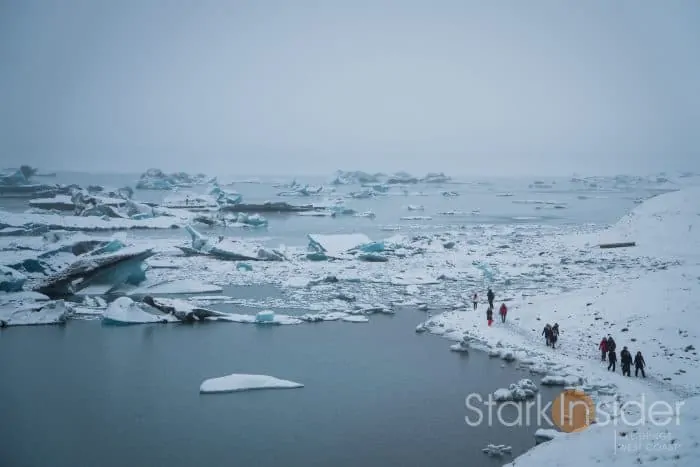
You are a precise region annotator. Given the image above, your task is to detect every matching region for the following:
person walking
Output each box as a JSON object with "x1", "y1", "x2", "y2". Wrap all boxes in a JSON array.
[
  {"x1": 607, "y1": 336, "x2": 616, "y2": 353},
  {"x1": 550, "y1": 323, "x2": 560, "y2": 349},
  {"x1": 486, "y1": 307, "x2": 494, "y2": 327},
  {"x1": 472, "y1": 293, "x2": 478, "y2": 311},
  {"x1": 599, "y1": 337, "x2": 608, "y2": 361},
  {"x1": 487, "y1": 288, "x2": 495, "y2": 309},
  {"x1": 607, "y1": 349, "x2": 617, "y2": 372},
  {"x1": 620, "y1": 346, "x2": 632, "y2": 376},
  {"x1": 499, "y1": 303, "x2": 508, "y2": 323},
  {"x1": 543, "y1": 324, "x2": 552, "y2": 347},
  {"x1": 634, "y1": 351, "x2": 646, "y2": 378}
]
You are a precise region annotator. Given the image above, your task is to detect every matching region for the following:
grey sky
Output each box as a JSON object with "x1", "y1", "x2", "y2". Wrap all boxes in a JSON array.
[{"x1": 1, "y1": 0, "x2": 699, "y2": 177}]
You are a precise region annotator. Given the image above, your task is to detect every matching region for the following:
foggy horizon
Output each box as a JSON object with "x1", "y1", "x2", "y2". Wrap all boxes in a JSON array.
[{"x1": 2, "y1": 0, "x2": 699, "y2": 177}]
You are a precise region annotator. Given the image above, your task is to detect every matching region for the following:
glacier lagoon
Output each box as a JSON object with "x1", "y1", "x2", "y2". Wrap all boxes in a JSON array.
[
  {"x1": 0, "y1": 306, "x2": 563, "y2": 467},
  {"x1": 2, "y1": 169, "x2": 696, "y2": 466}
]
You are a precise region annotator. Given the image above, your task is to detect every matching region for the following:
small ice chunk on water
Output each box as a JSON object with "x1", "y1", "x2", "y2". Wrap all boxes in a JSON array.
[
  {"x1": 341, "y1": 315, "x2": 369, "y2": 323},
  {"x1": 541, "y1": 375, "x2": 582, "y2": 386},
  {"x1": 255, "y1": 310, "x2": 276, "y2": 323},
  {"x1": 482, "y1": 444, "x2": 512, "y2": 457},
  {"x1": 199, "y1": 373, "x2": 304, "y2": 394},
  {"x1": 406, "y1": 205, "x2": 424, "y2": 211}
]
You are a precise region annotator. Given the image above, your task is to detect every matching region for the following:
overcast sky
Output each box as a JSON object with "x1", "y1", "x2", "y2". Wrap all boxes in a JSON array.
[{"x1": 1, "y1": 0, "x2": 699, "y2": 176}]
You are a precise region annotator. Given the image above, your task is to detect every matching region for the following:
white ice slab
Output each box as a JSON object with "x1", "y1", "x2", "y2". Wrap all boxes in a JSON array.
[{"x1": 199, "y1": 373, "x2": 304, "y2": 393}]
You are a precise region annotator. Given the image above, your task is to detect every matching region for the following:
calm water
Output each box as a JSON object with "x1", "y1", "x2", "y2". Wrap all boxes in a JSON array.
[{"x1": 0, "y1": 309, "x2": 560, "y2": 467}]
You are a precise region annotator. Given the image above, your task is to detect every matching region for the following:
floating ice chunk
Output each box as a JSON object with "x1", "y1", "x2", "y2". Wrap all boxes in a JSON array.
[
  {"x1": 493, "y1": 379, "x2": 539, "y2": 401},
  {"x1": 341, "y1": 315, "x2": 369, "y2": 323},
  {"x1": 182, "y1": 225, "x2": 285, "y2": 261},
  {"x1": 0, "y1": 299, "x2": 73, "y2": 327},
  {"x1": 534, "y1": 428, "x2": 564, "y2": 444},
  {"x1": 255, "y1": 310, "x2": 276, "y2": 323},
  {"x1": 307, "y1": 233, "x2": 371, "y2": 257},
  {"x1": 541, "y1": 375, "x2": 582, "y2": 386},
  {"x1": 400, "y1": 216, "x2": 432, "y2": 221},
  {"x1": 200, "y1": 373, "x2": 304, "y2": 394},
  {"x1": 0, "y1": 265, "x2": 26, "y2": 292},
  {"x1": 102, "y1": 297, "x2": 176, "y2": 325},
  {"x1": 141, "y1": 296, "x2": 228, "y2": 321},
  {"x1": 450, "y1": 342, "x2": 469, "y2": 353},
  {"x1": 482, "y1": 444, "x2": 512, "y2": 457},
  {"x1": 406, "y1": 205, "x2": 424, "y2": 211},
  {"x1": 36, "y1": 246, "x2": 153, "y2": 298},
  {"x1": 129, "y1": 279, "x2": 222, "y2": 295},
  {"x1": 215, "y1": 313, "x2": 302, "y2": 325}
]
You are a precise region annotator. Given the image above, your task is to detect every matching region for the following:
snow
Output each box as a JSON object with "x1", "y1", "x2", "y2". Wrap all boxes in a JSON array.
[
  {"x1": 307, "y1": 233, "x2": 371, "y2": 257},
  {"x1": 199, "y1": 373, "x2": 304, "y2": 393},
  {"x1": 128, "y1": 279, "x2": 222, "y2": 295},
  {"x1": 102, "y1": 297, "x2": 176, "y2": 324},
  {"x1": 418, "y1": 187, "x2": 700, "y2": 467}
]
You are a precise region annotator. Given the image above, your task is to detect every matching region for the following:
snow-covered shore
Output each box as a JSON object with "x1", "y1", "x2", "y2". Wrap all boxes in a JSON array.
[{"x1": 422, "y1": 187, "x2": 700, "y2": 466}]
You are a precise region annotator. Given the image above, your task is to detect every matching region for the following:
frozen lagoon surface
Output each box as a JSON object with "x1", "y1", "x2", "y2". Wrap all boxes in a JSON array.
[
  {"x1": 0, "y1": 310, "x2": 563, "y2": 467},
  {"x1": 3, "y1": 171, "x2": 700, "y2": 467}
]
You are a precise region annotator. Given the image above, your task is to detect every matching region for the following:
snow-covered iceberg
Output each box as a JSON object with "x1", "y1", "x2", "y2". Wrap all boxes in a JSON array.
[
  {"x1": 179, "y1": 225, "x2": 285, "y2": 261},
  {"x1": 199, "y1": 373, "x2": 304, "y2": 394},
  {"x1": 0, "y1": 299, "x2": 73, "y2": 327},
  {"x1": 35, "y1": 246, "x2": 154, "y2": 297},
  {"x1": 102, "y1": 296, "x2": 177, "y2": 325},
  {"x1": 307, "y1": 233, "x2": 372, "y2": 258},
  {"x1": 492, "y1": 379, "x2": 539, "y2": 402}
]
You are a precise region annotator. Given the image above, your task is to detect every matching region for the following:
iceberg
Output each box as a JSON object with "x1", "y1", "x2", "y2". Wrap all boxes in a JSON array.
[
  {"x1": 0, "y1": 299, "x2": 73, "y2": 327},
  {"x1": 28, "y1": 195, "x2": 76, "y2": 211},
  {"x1": 255, "y1": 310, "x2": 276, "y2": 323},
  {"x1": 341, "y1": 315, "x2": 369, "y2": 323},
  {"x1": 387, "y1": 172, "x2": 419, "y2": 184},
  {"x1": 199, "y1": 373, "x2": 304, "y2": 394},
  {"x1": 35, "y1": 246, "x2": 154, "y2": 297},
  {"x1": 421, "y1": 172, "x2": 451, "y2": 183},
  {"x1": 102, "y1": 297, "x2": 177, "y2": 325},
  {"x1": 0, "y1": 265, "x2": 27, "y2": 292},
  {"x1": 219, "y1": 201, "x2": 319, "y2": 213},
  {"x1": 180, "y1": 225, "x2": 285, "y2": 261},
  {"x1": 141, "y1": 296, "x2": 228, "y2": 322},
  {"x1": 136, "y1": 168, "x2": 207, "y2": 190},
  {"x1": 128, "y1": 279, "x2": 222, "y2": 295},
  {"x1": 307, "y1": 233, "x2": 371, "y2": 258}
]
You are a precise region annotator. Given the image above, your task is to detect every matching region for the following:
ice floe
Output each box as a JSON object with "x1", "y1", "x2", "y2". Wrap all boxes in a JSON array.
[
  {"x1": 199, "y1": 373, "x2": 304, "y2": 393},
  {"x1": 0, "y1": 299, "x2": 73, "y2": 327},
  {"x1": 102, "y1": 296, "x2": 177, "y2": 324}
]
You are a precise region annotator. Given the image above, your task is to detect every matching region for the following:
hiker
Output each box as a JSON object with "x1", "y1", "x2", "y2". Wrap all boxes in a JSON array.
[
  {"x1": 472, "y1": 293, "x2": 478, "y2": 311},
  {"x1": 487, "y1": 288, "x2": 495, "y2": 308},
  {"x1": 550, "y1": 323, "x2": 560, "y2": 349},
  {"x1": 620, "y1": 346, "x2": 632, "y2": 376},
  {"x1": 607, "y1": 349, "x2": 617, "y2": 372},
  {"x1": 599, "y1": 337, "x2": 608, "y2": 361},
  {"x1": 499, "y1": 303, "x2": 508, "y2": 323},
  {"x1": 607, "y1": 336, "x2": 616, "y2": 353},
  {"x1": 486, "y1": 307, "x2": 494, "y2": 327},
  {"x1": 542, "y1": 324, "x2": 552, "y2": 347},
  {"x1": 634, "y1": 351, "x2": 646, "y2": 378}
]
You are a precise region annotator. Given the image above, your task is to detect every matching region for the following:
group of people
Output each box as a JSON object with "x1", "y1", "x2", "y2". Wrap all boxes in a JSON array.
[
  {"x1": 542, "y1": 323, "x2": 560, "y2": 348},
  {"x1": 599, "y1": 335, "x2": 646, "y2": 377},
  {"x1": 475, "y1": 289, "x2": 508, "y2": 327}
]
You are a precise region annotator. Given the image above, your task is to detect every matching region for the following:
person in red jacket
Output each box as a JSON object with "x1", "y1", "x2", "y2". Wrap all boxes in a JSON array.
[
  {"x1": 499, "y1": 303, "x2": 508, "y2": 323},
  {"x1": 599, "y1": 337, "x2": 608, "y2": 361}
]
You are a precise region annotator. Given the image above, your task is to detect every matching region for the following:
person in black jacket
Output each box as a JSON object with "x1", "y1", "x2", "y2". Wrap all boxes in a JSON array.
[
  {"x1": 607, "y1": 336, "x2": 616, "y2": 353},
  {"x1": 634, "y1": 351, "x2": 646, "y2": 378},
  {"x1": 542, "y1": 324, "x2": 552, "y2": 347},
  {"x1": 486, "y1": 307, "x2": 494, "y2": 327},
  {"x1": 607, "y1": 349, "x2": 617, "y2": 372},
  {"x1": 487, "y1": 288, "x2": 495, "y2": 308},
  {"x1": 620, "y1": 346, "x2": 633, "y2": 376}
]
